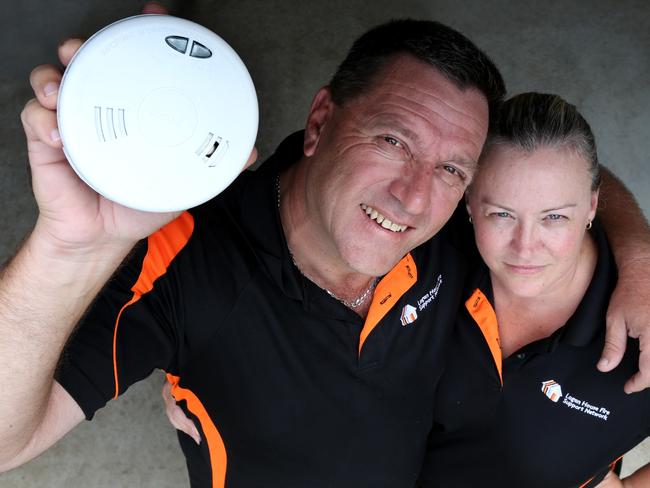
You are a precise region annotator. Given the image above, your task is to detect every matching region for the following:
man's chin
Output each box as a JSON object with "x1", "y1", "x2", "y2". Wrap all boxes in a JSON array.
[{"x1": 345, "y1": 251, "x2": 406, "y2": 278}]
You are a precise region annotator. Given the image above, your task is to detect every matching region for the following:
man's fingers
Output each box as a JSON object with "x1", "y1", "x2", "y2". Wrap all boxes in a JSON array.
[
  {"x1": 624, "y1": 334, "x2": 650, "y2": 393},
  {"x1": 142, "y1": 1, "x2": 169, "y2": 14},
  {"x1": 598, "y1": 314, "x2": 628, "y2": 372},
  {"x1": 58, "y1": 38, "x2": 84, "y2": 67},
  {"x1": 21, "y1": 99, "x2": 62, "y2": 148},
  {"x1": 624, "y1": 369, "x2": 650, "y2": 394},
  {"x1": 162, "y1": 382, "x2": 201, "y2": 444},
  {"x1": 171, "y1": 410, "x2": 202, "y2": 445},
  {"x1": 244, "y1": 147, "x2": 258, "y2": 170},
  {"x1": 29, "y1": 65, "x2": 62, "y2": 111}
]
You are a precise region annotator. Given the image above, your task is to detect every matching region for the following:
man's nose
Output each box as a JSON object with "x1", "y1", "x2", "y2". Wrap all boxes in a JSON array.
[{"x1": 390, "y1": 163, "x2": 434, "y2": 215}]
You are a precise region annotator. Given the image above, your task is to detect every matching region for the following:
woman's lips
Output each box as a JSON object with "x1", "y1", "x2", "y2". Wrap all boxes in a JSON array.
[{"x1": 505, "y1": 263, "x2": 545, "y2": 275}]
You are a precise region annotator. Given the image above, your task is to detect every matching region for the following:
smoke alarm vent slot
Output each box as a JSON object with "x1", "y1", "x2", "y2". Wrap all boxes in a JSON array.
[
  {"x1": 94, "y1": 106, "x2": 105, "y2": 142},
  {"x1": 94, "y1": 107, "x2": 127, "y2": 142},
  {"x1": 195, "y1": 132, "x2": 214, "y2": 156},
  {"x1": 205, "y1": 139, "x2": 220, "y2": 158},
  {"x1": 197, "y1": 134, "x2": 228, "y2": 167},
  {"x1": 106, "y1": 108, "x2": 117, "y2": 140},
  {"x1": 117, "y1": 109, "x2": 127, "y2": 137}
]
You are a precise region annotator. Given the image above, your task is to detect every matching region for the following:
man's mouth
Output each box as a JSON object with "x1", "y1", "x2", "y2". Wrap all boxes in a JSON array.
[{"x1": 361, "y1": 204, "x2": 408, "y2": 232}]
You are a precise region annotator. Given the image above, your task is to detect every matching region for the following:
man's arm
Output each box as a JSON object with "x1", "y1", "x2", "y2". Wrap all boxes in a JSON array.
[
  {"x1": 595, "y1": 462, "x2": 650, "y2": 487},
  {"x1": 0, "y1": 382, "x2": 84, "y2": 472},
  {"x1": 597, "y1": 167, "x2": 650, "y2": 393},
  {"x1": 0, "y1": 30, "x2": 178, "y2": 469}
]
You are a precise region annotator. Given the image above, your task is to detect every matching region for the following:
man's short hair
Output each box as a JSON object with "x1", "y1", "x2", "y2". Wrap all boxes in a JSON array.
[{"x1": 329, "y1": 19, "x2": 506, "y2": 118}]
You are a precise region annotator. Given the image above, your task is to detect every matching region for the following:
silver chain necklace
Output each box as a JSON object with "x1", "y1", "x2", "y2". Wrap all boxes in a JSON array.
[{"x1": 275, "y1": 174, "x2": 378, "y2": 309}]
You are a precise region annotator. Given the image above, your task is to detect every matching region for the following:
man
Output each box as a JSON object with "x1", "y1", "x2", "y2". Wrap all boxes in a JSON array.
[{"x1": 2, "y1": 6, "x2": 650, "y2": 488}]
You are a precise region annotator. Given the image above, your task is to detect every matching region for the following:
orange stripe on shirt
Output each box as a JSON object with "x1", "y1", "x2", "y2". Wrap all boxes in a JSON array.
[
  {"x1": 465, "y1": 289, "x2": 503, "y2": 385},
  {"x1": 167, "y1": 373, "x2": 227, "y2": 488},
  {"x1": 112, "y1": 212, "x2": 195, "y2": 399},
  {"x1": 359, "y1": 253, "x2": 417, "y2": 355}
]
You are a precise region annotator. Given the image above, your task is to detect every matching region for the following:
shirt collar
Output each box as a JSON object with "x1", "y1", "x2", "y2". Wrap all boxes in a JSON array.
[
  {"x1": 468, "y1": 219, "x2": 615, "y2": 356},
  {"x1": 235, "y1": 131, "x2": 361, "y2": 321}
]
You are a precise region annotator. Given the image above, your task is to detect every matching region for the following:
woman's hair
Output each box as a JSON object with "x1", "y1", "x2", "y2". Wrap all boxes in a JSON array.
[{"x1": 486, "y1": 92, "x2": 600, "y2": 190}]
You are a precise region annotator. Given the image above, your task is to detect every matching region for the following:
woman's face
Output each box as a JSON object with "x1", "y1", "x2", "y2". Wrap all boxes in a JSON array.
[{"x1": 467, "y1": 144, "x2": 598, "y2": 298}]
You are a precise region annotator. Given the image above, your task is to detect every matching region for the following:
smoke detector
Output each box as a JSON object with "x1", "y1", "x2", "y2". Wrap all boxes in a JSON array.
[{"x1": 57, "y1": 14, "x2": 258, "y2": 212}]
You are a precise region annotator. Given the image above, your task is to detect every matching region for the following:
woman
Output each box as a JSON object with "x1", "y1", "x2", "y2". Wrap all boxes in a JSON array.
[{"x1": 418, "y1": 93, "x2": 650, "y2": 487}]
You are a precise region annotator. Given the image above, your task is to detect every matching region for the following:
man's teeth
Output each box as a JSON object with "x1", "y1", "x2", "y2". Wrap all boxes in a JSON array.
[{"x1": 361, "y1": 204, "x2": 408, "y2": 232}]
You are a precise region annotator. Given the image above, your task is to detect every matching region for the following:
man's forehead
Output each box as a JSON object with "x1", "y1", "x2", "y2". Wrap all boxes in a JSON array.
[{"x1": 365, "y1": 57, "x2": 488, "y2": 124}]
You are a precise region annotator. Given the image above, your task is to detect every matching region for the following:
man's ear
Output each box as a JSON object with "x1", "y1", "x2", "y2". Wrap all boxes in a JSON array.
[{"x1": 303, "y1": 86, "x2": 335, "y2": 157}]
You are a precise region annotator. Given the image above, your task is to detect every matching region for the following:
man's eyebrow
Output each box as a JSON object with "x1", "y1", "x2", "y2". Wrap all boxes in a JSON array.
[{"x1": 368, "y1": 116, "x2": 423, "y2": 145}]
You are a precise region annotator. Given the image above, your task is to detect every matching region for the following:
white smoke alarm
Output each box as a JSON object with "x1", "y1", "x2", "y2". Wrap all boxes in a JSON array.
[{"x1": 57, "y1": 14, "x2": 258, "y2": 212}]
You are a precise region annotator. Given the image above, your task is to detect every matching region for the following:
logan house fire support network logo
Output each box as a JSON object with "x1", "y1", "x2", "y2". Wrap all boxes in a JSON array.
[
  {"x1": 540, "y1": 379, "x2": 611, "y2": 421},
  {"x1": 400, "y1": 304, "x2": 418, "y2": 326},
  {"x1": 541, "y1": 380, "x2": 563, "y2": 402}
]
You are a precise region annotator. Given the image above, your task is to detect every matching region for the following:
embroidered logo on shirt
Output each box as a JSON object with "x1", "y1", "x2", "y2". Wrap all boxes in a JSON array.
[
  {"x1": 541, "y1": 380, "x2": 563, "y2": 402},
  {"x1": 542, "y1": 380, "x2": 611, "y2": 421},
  {"x1": 416, "y1": 274, "x2": 443, "y2": 312},
  {"x1": 400, "y1": 304, "x2": 418, "y2": 326}
]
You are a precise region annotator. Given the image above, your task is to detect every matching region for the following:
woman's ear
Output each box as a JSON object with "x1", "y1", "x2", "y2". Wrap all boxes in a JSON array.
[
  {"x1": 303, "y1": 87, "x2": 335, "y2": 157},
  {"x1": 589, "y1": 188, "x2": 600, "y2": 221},
  {"x1": 465, "y1": 190, "x2": 473, "y2": 222}
]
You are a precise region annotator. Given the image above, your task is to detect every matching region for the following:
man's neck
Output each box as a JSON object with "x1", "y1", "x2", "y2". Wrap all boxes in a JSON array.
[{"x1": 278, "y1": 164, "x2": 377, "y2": 316}]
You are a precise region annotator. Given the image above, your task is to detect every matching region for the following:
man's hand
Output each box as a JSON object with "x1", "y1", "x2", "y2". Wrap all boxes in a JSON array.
[
  {"x1": 596, "y1": 463, "x2": 650, "y2": 488},
  {"x1": 595, "y1": 471, "x2": 624, "y2": 488},
  {"x1": 596, "y1": 168, "x2": 650, "y2": 393},
  {"x1": 599, "y1": 253, "x2": 650, "y2": 393},
  {"x1": 162, "y1": 381, "x2": 202, "y2": 445},
  {"x1": 23, "y1": 38, "x2": 179, "y2": 253},
  {"x1": 1, "y1": 1, "x2": 258, "y2": 469},
  {"x1": 22, "y1": 1, "x2": 257, "y2": 254}
]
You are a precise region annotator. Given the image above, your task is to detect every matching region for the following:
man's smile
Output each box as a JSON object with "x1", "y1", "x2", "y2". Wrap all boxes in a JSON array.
[{"x1": 361, "y1": 204, "x2": 409, "y2": 232}]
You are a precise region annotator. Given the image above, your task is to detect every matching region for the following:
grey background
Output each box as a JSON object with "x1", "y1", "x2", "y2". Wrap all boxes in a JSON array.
[{"x1": 1, "y1": 0, "x2": 648, "y2": 486}]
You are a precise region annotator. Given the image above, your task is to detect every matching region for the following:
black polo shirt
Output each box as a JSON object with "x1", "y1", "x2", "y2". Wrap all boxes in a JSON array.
[
  {"x1": 56, "y1": 131, "x2": 469, "y2": 488},
  {"x1": 418, "y1": 222, "x2": 650, "y2": 488}
]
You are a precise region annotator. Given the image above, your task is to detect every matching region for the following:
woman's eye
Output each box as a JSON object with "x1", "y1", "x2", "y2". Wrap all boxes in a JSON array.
[
  {"x1": 493, "y1": 211, "x2": 511, "y2": 218},
  {"x1": 545, "y1": 214, "x2": 565, "y2": 221}
]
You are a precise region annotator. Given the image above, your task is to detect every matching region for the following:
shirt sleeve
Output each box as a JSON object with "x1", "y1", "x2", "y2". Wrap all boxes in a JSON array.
[{"x1": 55, "y1": 212, "x2": 194, "y2": 419}]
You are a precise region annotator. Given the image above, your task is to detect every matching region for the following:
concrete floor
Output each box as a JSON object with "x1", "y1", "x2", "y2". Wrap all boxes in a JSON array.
[{"x1": 0, "y1": 0, "x2": 649, "y2": 486}]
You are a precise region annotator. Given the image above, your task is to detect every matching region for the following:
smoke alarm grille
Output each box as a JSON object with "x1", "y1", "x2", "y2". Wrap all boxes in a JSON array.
[{"x1": 94, "y1": 107, "x2": 127, "y2": 142}]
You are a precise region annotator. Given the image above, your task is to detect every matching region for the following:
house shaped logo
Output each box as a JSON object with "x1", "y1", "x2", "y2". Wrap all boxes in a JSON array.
[
  {"x1": 541, "y1": 380, "x2": 563, "y2": 402},
  {"x1": 400, "y1": 304, "x2": 418, "y2": 326}
]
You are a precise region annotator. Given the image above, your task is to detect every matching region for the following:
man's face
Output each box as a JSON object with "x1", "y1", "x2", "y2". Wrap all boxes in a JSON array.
[{"x1": 302, "y1": 55, "x2": 489, "y2": 276}]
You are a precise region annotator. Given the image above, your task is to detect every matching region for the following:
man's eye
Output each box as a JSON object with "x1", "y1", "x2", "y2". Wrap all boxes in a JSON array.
[
  {"x1": 443, "y1": 165, "x2": 465, "y2": 179},
  {"x1": 383, "y1": 136, "x2": 402, "y2": 147},
  {"x1": 493, "y1": 211, "x2": 511, "y2": 218},
  {"x1": 545, "y1": 214, "x2": 565, "y2": 221}
]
